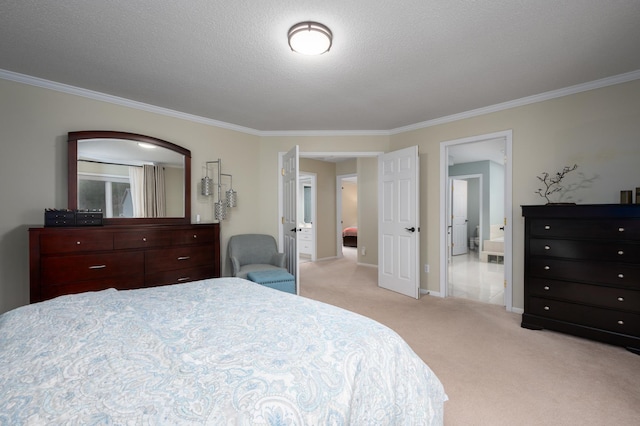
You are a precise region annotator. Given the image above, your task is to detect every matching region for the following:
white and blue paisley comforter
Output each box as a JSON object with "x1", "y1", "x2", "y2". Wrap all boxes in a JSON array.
[{"x1": 0, "y1": 278, "x2": 446, "y2": 425}]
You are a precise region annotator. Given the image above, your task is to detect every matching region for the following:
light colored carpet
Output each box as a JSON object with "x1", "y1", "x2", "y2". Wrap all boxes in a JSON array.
[{"x1": 299, "y1": 251, "x2": 640, "y2": 425}]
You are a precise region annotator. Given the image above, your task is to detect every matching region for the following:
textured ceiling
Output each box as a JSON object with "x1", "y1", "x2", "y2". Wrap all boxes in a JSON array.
[{"x1": 1, "y1": 0, "x2": 639, "y2": 133}]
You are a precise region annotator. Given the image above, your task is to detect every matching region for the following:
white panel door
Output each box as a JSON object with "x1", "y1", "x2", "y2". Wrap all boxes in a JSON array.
[
  {"x1": 282, "y1": 146, "x2": 299, "y2": 294},
  {"x1": 451, "y1": 179, "x2": 468, "y2": 256},
  {"x1": 378, "y1": 146, "x2": 420, "y2": 299}
]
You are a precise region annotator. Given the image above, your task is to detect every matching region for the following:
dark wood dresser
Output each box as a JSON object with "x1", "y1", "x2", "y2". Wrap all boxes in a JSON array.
[
  {"x1": 29, "y1": 223, "x2": 220, "y2": 303},
  {"x1": 522, "y1": 204, "x2": 640, "y2": 353}
]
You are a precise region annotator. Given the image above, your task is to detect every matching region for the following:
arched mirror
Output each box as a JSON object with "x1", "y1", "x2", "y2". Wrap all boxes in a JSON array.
[{"x1": 68, "y1": 131, "x2": 191, "y2": 225}]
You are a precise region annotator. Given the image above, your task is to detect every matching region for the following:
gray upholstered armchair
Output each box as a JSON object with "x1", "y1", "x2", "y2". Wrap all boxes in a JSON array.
[{"x1": 228, "y1": 234, "x2": 287, "y2": 279}]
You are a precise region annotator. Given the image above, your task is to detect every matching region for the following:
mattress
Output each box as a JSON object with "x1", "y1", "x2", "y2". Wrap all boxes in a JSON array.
[
  {"x1": 342, "y1": 226, "x2": 358, "y2": 237},
  {"x1": 0, "y1": 277, "x2": 446, "y2": 424}
]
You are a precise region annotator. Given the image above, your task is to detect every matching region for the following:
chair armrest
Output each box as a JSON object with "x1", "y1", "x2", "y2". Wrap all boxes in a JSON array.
[
  {"x1": 271, "y1": 253, "x2": 286, "y2": 268},
  {"x1": 230, "y1": 256, "x2": 241, "y2": 276}
]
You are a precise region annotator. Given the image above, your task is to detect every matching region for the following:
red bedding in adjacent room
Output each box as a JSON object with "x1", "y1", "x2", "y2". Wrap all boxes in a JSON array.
[
  {"x1": 342, "y1": 227, "x2": 358, "y2": 237},
  {"x1": 342, "y1": 227, "x2": 357, "y2": 247}
]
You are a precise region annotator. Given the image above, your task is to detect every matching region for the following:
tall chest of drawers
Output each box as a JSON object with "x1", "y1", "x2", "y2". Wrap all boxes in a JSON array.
[
  {"x1": 29, "y1": 223, "x2": 220, "y2": 303},
  {"x1": 522, "y1": 204, "x2": 640, "y2": 353}
]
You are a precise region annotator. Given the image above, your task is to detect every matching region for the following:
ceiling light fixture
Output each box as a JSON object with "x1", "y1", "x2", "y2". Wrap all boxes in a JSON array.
[
  {"x1": 288, "y1": 21, "x2": 332, "y2": 55},
  {"x1": 137, "y1": 142, "x2": 156, "y2": 149}
]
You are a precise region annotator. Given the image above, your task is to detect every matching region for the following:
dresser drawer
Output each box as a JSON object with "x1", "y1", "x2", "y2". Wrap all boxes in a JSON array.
[
  {"x1": 529, "y1": 296, "x2": 640, "y2": 337},
  {"x1": 145, "y1": 265, "x2": 216, "y2": 287},
  {"x1": 114, "y1": 230, "x2": 172, "y2": 249},
  {"x1": 41, "y1": 252, "x2": 144, "y2": 285},
  {"x1": 40, "y1": 231, "x2": 113, "y2": 254},
  {"x1": 530, "y1": 238, "x2": 640, "y2": 263},
  {"x1": 530, "y1": 258, "x2": 640, "y2": 288},
  {"x1": 40, "y1": 275, "x2": 144, "y2": 301},
  {"x1": 145, "y1": 246, "x2": 214, "y2": 274},
  {"x1": 529, "y1": 218, "x2": 640, "y2": 240},
  {"x1": 528, "y1": 277, "x2": 640, "y2": 313},
  {"x1": 172, "y1": 227, "x2": 218, "y2": 246}
]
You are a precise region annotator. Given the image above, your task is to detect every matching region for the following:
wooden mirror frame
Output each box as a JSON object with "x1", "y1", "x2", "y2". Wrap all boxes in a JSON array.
[{"x1": 68, "y1": 131, "x2": 191, "y2": 226}]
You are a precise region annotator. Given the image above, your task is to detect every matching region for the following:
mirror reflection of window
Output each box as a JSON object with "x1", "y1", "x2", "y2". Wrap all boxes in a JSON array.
[
  {"x1": 75, "y1": 137, "x2": 185, "y2": 219},
  {"x1": 78, "y1": 174, "x2": 132, "y2": 218}
]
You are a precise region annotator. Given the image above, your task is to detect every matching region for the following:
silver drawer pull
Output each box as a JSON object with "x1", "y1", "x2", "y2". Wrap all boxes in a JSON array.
[
  {"x1": 543, "y1": 286, "x2": 550, "y2": 290},
  {"x1": 193, "y1": 234, "x2": 198, "y2": 239},
  {"x1": 89, "y1": 265, "x2": 106, "y2": 269},
  {"x1": 618, "y1": 227, "x2": 625, "y2": 232},
  {"x1": 544, "y1": 266, "x2": 550, "y2": 270},
  {"x1": 544, "y1": 225, "x2": 550, "y2": 230},
  {"x1": 177, "y1": 256, "x2": 191, "y2": 261},
  {"x1": 544, "y1": 306, "x2": 550, "y2": 311},
  {"x1": 617, "y1": 320, "x2": 624, "y2": 325},
  {"x1": 618, "y1": 273, "x2": 624, "y2": 279},
  {"x1": 76, "y1": 241, "x2": 81, "y2": 245},
  {"x1": 177, "y1": 277, "x2": 190, "y2": 282},
  {"x1": 618, "y1": 250, "x2": 624, "y2": 255},
  {"x1": 544, "y1": 245, "x2": 550, "y2": 250},
  {"x1": 618, "y1": 297, "x2": 625, "y2": 302},
  {"x1": 142, "y1": 237, "x2": 147, "y2": 242}
]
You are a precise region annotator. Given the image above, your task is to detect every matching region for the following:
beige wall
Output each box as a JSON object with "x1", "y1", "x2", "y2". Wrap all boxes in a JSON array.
[
  {"x1": 0, "y1": 79, "x2": 261, "y2": 313},
  {"x1": 356, "y1": 157, "x2": 378, "y2": 265},
  {"x1": 390, "y1": 79, "x2": 640, "y2": 307},
  {"x1": 341, "y1": 181, "x2": 358, "y2": 229},
  {"x1": 254, "y1": 136, "x2": 391, "y2": 246},
  {"x1": 299, "y1": 158, "x2": 336, "y2": 259},
  {"x1": 1, "y1": 77, "x2": 639, "y2": 314}
]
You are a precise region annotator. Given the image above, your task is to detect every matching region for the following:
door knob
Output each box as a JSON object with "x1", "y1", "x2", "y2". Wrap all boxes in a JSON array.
[
  {"x1": 290, "y1": 228, "x2": 298, "y2": 232},
  {"x1": 405, "y1": 227, "x2": 416, "y2": 233}
]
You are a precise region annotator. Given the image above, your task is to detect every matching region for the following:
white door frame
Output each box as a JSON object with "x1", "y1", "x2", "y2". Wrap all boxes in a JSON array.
[
  {"x1": 439, "y1": 130, "x2": 513, "y2": 312},
  {"x1": 299, "y1": 173, "x2": 317, "y2": 261}
]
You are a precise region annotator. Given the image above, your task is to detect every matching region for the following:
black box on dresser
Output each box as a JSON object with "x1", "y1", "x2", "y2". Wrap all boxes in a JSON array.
[
  {"x1": 44, "y1": 209, "x2": 104, "y2": 227},
  {"x1": 521, "y1": 204, "x2": 640, "y2": 354}
]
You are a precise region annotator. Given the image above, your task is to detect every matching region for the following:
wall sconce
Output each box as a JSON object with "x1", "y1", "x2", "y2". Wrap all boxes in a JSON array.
[{"x1": 201, "y1": 159, "x2": 237, "y2": 220}]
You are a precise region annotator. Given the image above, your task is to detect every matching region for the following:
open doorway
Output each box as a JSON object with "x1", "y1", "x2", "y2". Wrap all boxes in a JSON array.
[
  {"x1": 298, "y1": 173, "x2": 316, "y2": 263},
  {"x1": 439, "y1": 130, "x2": 513, "y2": 311},
  {"x1": 337, "y1": 174, "x2": 358, "y2": 261}
]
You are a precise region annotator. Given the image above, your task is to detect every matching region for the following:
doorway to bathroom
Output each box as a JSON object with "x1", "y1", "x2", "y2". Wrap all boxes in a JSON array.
[{"x1": 440, "y1": 130, "x2": 513, "y2": 311}]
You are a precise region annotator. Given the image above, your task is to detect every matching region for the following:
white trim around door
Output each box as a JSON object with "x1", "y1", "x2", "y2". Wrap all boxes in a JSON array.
[{"x1": 439, "y1": 130, "x2": 514, "y2": 312}]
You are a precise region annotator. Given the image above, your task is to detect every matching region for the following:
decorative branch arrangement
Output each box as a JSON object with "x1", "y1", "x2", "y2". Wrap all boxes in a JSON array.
[{"x1": 535, "y1": 164, "x2": 578, "y2": 204}]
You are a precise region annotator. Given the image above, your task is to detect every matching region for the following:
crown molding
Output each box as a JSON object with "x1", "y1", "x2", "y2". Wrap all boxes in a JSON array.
[
  {"x1": 2, "y1": 68, "x2": 639, "y2": 137},
  {"x1": 390, "y1": 69, "x2": 640, "y2": 135},
  {"x1": 258, "y1": 129, "x2": 391, "y2": 137},
  {"x1": 0, "y1": 69, "x2": 261, "y2": 136}
]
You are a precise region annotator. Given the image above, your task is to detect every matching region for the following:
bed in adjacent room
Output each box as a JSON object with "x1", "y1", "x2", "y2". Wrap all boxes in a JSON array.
[
  {"x1": 342, "y1": 226, "x2": 358, "y2": 247},
  {"x1": 0, "y1": 277, "x2": 446, "y2": 424}
]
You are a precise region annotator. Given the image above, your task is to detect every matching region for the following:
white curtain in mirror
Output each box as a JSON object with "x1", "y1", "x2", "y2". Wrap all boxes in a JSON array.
[
  {"x1": 129, "y1": 167, "x2": 145, "y2": 217},
  {"x1": 144, "y1": 165, "x2": 166, "y2": 217}
]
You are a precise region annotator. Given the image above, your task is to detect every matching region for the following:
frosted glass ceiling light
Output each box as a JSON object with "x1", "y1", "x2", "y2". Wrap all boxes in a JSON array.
[{"x1": 288, "y1": 22, "x2": 332, "y2": 55}]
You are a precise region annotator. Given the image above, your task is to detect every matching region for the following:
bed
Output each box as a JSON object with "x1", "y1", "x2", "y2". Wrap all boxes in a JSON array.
[
  {"x1": 342, "y1": 226, "x2": 358, "y2": 247},
  {"x1": 0, "y1": 277, "x2": 446, "y2": 424}
]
